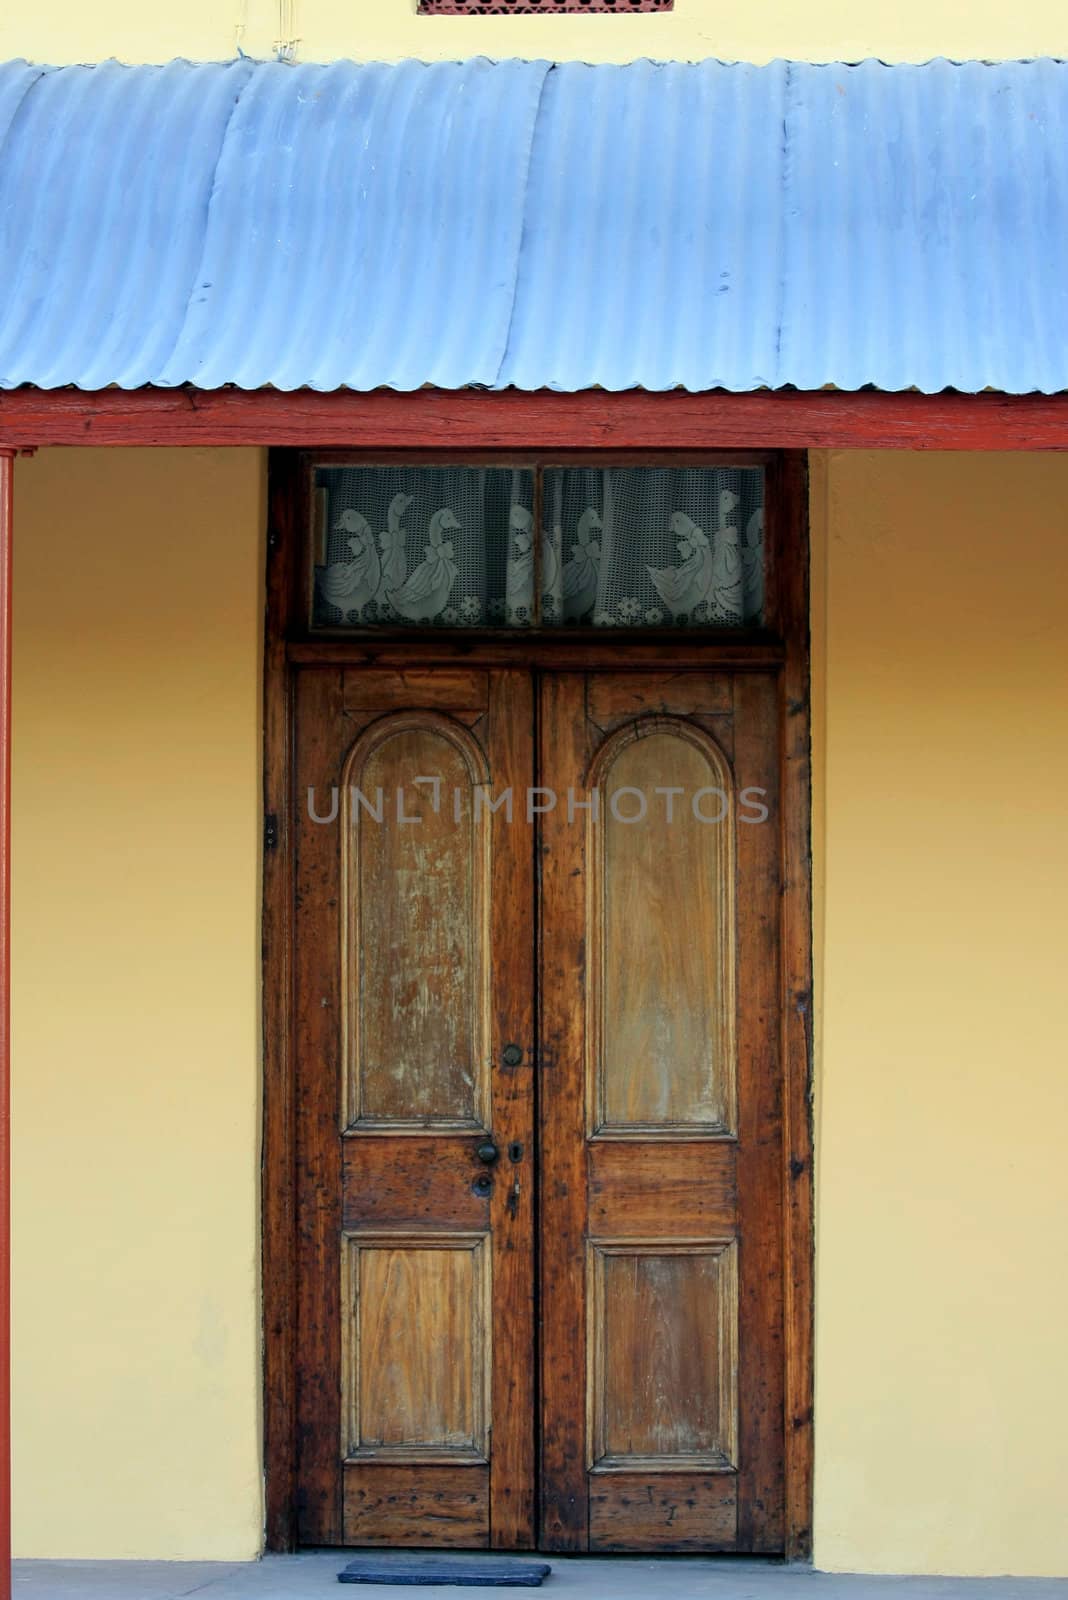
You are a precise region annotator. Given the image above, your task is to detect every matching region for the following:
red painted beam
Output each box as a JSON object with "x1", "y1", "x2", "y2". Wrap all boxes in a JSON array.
[
  {"x1": 0, "y1": 449, "x2": 11, "y2": 1600},
  {"x1": 0, "y1": 386, "x2": 1067, "y2": 450}
]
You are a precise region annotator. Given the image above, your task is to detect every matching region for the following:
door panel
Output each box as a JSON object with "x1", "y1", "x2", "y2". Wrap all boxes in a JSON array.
[
  {"x1": 343, "y1": 1464, "x2": 490, "y2": 1547},
  {"x1": 294, "y1": 667, "x2": 536, "y2": 1548},
  {"x1": 589, "y1": 1240, "x2": 737, "y2": 1465},
  {"x1": 591, "y1": 721, "x2": 735, "y2": 1135},
  {"x1": 342, "y1": 715, "x2": 491, "y2": 1131},
  {"x1": 588, "y1": 1474, "x2": 738, "y2": 1553},
  {"x1": 343, "y1": 1233, "x2": 491, "y2": 1458},
  {"x1": 538, "y1": 671, "x2": 784, "y2": 1553}
]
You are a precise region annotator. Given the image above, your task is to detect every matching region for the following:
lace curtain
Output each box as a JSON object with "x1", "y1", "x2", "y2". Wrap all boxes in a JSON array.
[{"x1": 313, "y1": 466, "x2": 764, "y2": 629}]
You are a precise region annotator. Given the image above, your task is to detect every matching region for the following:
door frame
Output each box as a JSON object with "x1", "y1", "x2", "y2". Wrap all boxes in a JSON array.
[{"x1": 260, "y1": 444, "x2": 814, "y2": 1559}]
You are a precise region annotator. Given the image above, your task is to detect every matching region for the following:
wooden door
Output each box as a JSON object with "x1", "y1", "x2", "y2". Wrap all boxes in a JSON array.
[
  {"x1": 292, "y1": 662, "x2": 786, "y2": 1554},
  {"x1": 293, "y1": 666, "x2": 536, "y2": 1548},
  {"x1": 538, "y1": 670, "x2": 785, "y2": 1553}
]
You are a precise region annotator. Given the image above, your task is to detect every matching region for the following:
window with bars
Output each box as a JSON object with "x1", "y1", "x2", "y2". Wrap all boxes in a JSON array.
[
  {"x1": 417, "y1": 1, "x2": 672, "y2": 14},
  {"x1": 310, "y1": 463, "x2": 765, "y2": 632}
]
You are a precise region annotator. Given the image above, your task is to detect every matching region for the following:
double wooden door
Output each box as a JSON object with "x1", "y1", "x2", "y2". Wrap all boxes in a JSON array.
[{"x1": 293, "y1": 663, "x2": 785, "y2": 1552}]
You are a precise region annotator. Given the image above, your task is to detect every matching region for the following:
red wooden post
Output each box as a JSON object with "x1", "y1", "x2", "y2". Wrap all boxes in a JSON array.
[{"x1": 0, "y1": 447, "x2": 12, "y2": 1600}]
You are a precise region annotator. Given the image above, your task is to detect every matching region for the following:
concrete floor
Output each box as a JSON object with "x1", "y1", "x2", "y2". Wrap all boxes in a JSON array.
[{"x1": 11, "y1": 1553, "x2": 1068, "y2": 1600}]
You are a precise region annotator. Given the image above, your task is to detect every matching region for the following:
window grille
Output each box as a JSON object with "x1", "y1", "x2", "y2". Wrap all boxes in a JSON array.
[{"x1": 418, "y1": 2, "x2": 672, "y2": 15}]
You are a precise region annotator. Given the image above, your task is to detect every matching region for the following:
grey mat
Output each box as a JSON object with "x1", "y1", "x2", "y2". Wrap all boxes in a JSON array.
[{"x1": 338, "y1": 1557, "x2": 552, "y2": 1587}]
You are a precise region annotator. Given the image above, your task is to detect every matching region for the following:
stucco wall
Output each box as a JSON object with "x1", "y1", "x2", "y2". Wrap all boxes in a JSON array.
[
  {"x1": 2, "y1": 0, "x2": 1067, "y2": 67},
  {"x1": 810, "y1": 451, "x2": 1068, "y2": 1576},
  {"x1": 10, "y1": 447, "x2": 1068, "y2": 1572},
  {"x1": 12, "y1": 447, "x2": 266, "y2": 1560}
]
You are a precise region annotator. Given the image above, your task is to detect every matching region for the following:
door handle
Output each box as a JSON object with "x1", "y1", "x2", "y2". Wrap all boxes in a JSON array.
[{"x1": 476, "y1": 1139, "x2": 500, "y2": 1165}]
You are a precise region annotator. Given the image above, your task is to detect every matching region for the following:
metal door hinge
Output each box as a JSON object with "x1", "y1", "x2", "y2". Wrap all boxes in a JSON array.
[{"x1": 264, "y1": 813, "x2": 279, "y2": 851}]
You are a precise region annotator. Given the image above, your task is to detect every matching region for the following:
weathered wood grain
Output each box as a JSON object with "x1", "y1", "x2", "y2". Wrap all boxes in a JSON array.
[
  {"x1": 587, "y1": 1143, "x2": 736, "y2": 1236},
  {"x1": 588, "y1": 673, "x2": 732, "y2": 724},
  {"x1": 536, "y1": 674, "x2": 590, "y2": 1550},
  {"x1": 589, "y1": 1242, "x2": 738, "y2": 1467},
  {"x1": 343, "y1": 1464, "x2": 490, "y2": 1547},
  {"x1": 343, "y1": 719, "x2": 489, "y2": 1130},
  {"x1": 5, "y1": 383, "x2": 1068, "y2": 450},
  {"x1": 294, "y1": 668, "x2": 536, "y2": 1549},
  {"x1": 344, "y1": 1234, "x2": 490, "y2": 1458},
  {"x1": 294, "y1": 667, "x2": 346, "y2": 1545},
  {"x1": 262, "y1": 449, "x2": 300, "y2": 1551},
  {"x1": 485, "y1": 670, "x2": 537, "y2": 1549},
  {"x1": 590, "y1": 722, "x2": 736, "y2": 1137},
  {"x1": 588, "y1": 1474, "x2": 737, "y2": 1552},
  {"x1": 774, "y1": 452, "x2": 815, "y2": 1561},
  {"x1": 733, "y1": 672, "x2": 786, "y2": 1553},
  {"x1": 343, "y1": 669, "x2": 489, "y2": 714},
  {"x1": 540, "y1": 668, "x2": 787, "y2": 1554},
  {"x1": 296, "y1": 638, "x2": 784, "y2": 670},
  {"x1": 342, "y1": 1140, "x2": 491, "y2": 1231}
]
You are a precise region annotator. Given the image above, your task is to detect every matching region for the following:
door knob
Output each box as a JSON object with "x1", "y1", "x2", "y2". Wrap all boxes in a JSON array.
[{"x1": 476, "y1": 1140, "x2": 500, "y2": 1165}]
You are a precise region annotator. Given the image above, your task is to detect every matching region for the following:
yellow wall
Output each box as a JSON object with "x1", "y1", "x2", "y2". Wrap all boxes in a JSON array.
[
  {"x1": 2, "y1": 0, "x2": 1068, "y2": 67},
  {"x1": 12, "y1": 447, "x2": 266, "y2": 1560},
  {"x1": 809, "y1": 452, "x2": 1068, "y2": 1576},
  {"x1": 10, "y1": 446, "x2": 1068, "y2": 1573}
]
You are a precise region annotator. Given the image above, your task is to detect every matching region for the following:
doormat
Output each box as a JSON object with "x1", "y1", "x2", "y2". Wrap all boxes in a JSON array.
[{"x1": 339, "y1": 1556, "x2": 552, "y2": 1587}]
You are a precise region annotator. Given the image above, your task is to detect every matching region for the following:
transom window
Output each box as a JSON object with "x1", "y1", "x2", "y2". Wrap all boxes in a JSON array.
[{"x1": 310, "y1": 464, "x2": 765, "y2": 632}]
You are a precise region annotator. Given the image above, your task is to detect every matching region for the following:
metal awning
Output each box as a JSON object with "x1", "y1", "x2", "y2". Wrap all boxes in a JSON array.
[{"x1": 0, "y1": 55, "x2": 1066, "y2": 394}]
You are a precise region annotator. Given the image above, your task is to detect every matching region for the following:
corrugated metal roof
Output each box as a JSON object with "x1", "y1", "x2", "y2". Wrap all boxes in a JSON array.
[{"x1": 0, "y1": 55, "x2": 1065, "y2": 393}]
